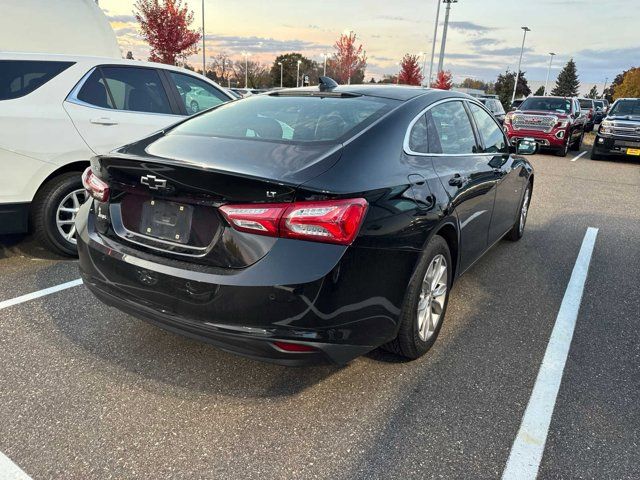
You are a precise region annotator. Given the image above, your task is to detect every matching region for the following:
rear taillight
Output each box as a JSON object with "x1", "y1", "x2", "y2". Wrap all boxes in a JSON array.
[
  {"x1": 82, "y1": 167, "x2": 109, "y2": 202},
  {"x1": 219, "y1": 198, "x2": 368, "y2": 245},
  {"x1": 272, "y1": 341, "x2": 317, "y2": 352}
]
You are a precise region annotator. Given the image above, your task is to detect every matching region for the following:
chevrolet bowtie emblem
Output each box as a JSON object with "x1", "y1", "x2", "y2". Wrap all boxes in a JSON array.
[{"x1": 140, "y1": 175, "x2": 167, "y2": 190}]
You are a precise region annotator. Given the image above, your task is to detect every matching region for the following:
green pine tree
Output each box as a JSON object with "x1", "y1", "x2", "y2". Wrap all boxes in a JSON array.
[
  {"x1": 533, "y1": 85, "x2": 545, "y2": 96},
  {"x1": 586, "y1": 85, "x2": 599, "y2": 99},
  {"x1": 551, "y1": 59, "x2": 580, "y2": 97}
]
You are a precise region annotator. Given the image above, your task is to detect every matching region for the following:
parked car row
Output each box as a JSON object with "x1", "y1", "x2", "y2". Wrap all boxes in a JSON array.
[
  {"x1": 591, "y1": 97, "x2": 640, "y2": 160},
  {"x1": 0, "y1": 53, "x2": 234, "y2": 255}
]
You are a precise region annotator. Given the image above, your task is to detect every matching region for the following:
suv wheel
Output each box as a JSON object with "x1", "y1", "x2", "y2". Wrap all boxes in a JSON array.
[
  {"x1": 384, "y1": 235, "x2": 451, "y2": 359},
  {"x1": 570, "y1": 132, "x2": 583, "y2": 151},
  {"x1": 31, "y1": 172, "x2": 87, "y2": 256},
  {"x1": 556, "y1": 139, "x2": 569, "y2": 157}
]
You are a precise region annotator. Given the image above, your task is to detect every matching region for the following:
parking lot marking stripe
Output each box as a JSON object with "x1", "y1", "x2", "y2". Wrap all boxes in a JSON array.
[
  {"x1": 571, "y1": 151, "x2": 588, "y2": 162},
  {"x1": 0, "y1": 278, "x2": 83, "y2": 310},
  {"x1": 0, "y1": 451, "x2": 32, "y2": 480},
  {"x1": 502, "y1": 227, "x2": 598, "y2": 480}
]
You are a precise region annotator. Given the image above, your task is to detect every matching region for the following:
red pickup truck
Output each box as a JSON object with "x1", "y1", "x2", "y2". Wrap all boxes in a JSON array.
[{"x1": 504, "y1": 96, "x2": 586, "y2": 157}]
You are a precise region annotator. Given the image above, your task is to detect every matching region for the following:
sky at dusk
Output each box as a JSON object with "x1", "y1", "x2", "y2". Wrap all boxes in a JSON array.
[{"x1": 101, "y1": 0, "x2": 638, "y2": 91}]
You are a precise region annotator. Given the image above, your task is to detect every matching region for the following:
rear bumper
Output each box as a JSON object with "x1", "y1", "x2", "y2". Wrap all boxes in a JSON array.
[
  {"x1": 76, "y1": 202, "x2": 416, "y2": 365},
  {"x1": 0, "y1": 202, "x2": 30, "y2": 235}
]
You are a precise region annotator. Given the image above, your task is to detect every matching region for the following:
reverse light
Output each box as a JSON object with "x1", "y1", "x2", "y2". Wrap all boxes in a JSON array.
[
  {"x1": 220, "y1": 198, "x2": 368, "y2": 245},
  {"x1": 81, "y1": 167, "x2": 109, "y2": 202}
]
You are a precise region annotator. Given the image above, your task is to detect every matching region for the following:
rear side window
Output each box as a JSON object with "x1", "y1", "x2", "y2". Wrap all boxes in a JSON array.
[
  {"x1": 168, "y1": 71, "x2": 228, "y2": 114},
  {"x1": 169, "y1": 94, "x2": 397, "y2": 143},
  {"x1": 0, "y1": 60, "x2": 73, "y2": 100},
  {"x1": 409, "y1": 115, "x2": 429, "y2": 153},
  {"x1": 77, "y1": 66, "x2": 172, "y2": 114},
  {"x1": 428, "y1": 101, "x2": 477, "y2": 154},
  {"x1": 468, "y1": 103, "x2": 507, "y2": 154}
]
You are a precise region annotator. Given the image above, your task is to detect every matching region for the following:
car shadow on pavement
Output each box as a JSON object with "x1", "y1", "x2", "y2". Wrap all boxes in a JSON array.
[{"x1": 0, "y1": 233, "x2": 72, "y2": 261}]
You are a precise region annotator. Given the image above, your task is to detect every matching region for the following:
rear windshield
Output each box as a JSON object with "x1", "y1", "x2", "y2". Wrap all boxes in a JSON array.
[
  {"x1": 594, "y1": 100, "x2": 604, "y2": 108},
  {"x1": 169, "y1": 94, "x2": 398, "y2": 143},
  {"x1": 579, "y1": 99, "x2": 593, "y2": 109},
  {"x1": 608, "y1": 99, "x2": 640, "y2": 116},
  {"x1": 520, "y1": 97, "x2": 571, "y2": 114},
  {"x1": 0, "y1": 60, "x2": 74, "y2": 100}
]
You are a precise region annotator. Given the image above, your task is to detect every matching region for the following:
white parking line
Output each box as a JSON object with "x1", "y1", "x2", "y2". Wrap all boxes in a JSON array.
[
  {"x1": 571, "y1": 151, "x2": 588, "y2": 162},
  {"x1": 0, "y1": 279, "x2": 83, "y2": 311},
  {"x1": 502, "y1": 227, "x2": 598, "y2": 480},
  {"x1": 0, "y1": 451, "x2": 32, "y2": 480}
]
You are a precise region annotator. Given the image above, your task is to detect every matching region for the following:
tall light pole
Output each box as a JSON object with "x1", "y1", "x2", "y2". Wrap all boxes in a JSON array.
[
  {"x1": 427, "y1": 0, "x2": 442, "y2": 86},
  {"x1": 323, "y1": 53, "x2": 328, "y2": 76},
  {"x1": 201, "y1": 0, "x2": 206, "y2": 74},
  {"x1": 243, "y1": 52, "x2": 250, "y2": 88},
  {"x1": 511, "y1": 26, "x2": 531, "y2": 106},
  {"x1": 437, "y1": 0, "x2": 457, "y2": 74},
  {"x1": 418, "y1": 51, "x2": 426, "y2": 83},
  {"x1": 296, "y1": 59, "x2": 302, "y2": 87},
  {"x1": 226, "y1": 59, "x2": 232, "y2": 88},
  {"x1": 278, "y1": 61, "x2": 283, "y2": 88},
  {"x1": 602, "y1": 77, "x2": 608, "y2": 98},
  {"x1": 543, "y1": 52, "x2": 555, "y2": 96}
]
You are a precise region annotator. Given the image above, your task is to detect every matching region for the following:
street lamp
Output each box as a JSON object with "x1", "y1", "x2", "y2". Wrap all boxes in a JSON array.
[
  {"x1": 243, "y1": 51, "x2": 250, "y2": 89},
  {"x1": 511, "y1": 26, "x2": 531, "y2": 106},
  {"x1": 322, "y1": 52, "x2": 328, "y2": 76},
  {"x1": 437, "y1": 0, "x2": 457, "y2": 74},
  {"x1": 427, "y1": 0, "x2": 442, "y2": 86},
  {"x1": 602, "y1": 77, "x2": 608, "y2": 98},
  {"x1": 226, "y1": 59, "x2": 232, "y2": 88},
  {"x1": 296, "y1": 59, "x2": 302, "y2": 87},
  {"x1": 417, "y1": 51, "x2": 426, "y2": 83},
  {"x1": 543, "y1": 52, "x2": 555, "y2": 96},
  {"x1": 201, "y1": 0, "x2": 206, "y2": 74},
  {"x1": 277, "y1": 61, "x2": 283, "y2": 88}
]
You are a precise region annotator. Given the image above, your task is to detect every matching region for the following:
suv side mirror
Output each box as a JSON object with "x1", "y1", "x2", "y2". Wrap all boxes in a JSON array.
[{"x1": 516, "y1": 138, "x2": 538, "y2": 155}]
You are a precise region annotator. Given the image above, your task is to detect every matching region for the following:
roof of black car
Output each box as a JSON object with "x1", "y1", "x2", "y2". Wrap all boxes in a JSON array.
[{"x1": 285, "y1": 84, "x2": 438, "y2": 101}]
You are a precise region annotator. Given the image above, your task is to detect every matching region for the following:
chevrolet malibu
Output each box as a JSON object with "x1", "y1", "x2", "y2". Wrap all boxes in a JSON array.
[{"x1": 76, "y1": 81, "x2": 536, "y2": 365}]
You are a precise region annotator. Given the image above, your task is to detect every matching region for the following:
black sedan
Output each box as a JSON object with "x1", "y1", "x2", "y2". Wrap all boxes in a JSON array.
[{"x1": 76, "y1": 80, "x2": 535, "y2": 366}]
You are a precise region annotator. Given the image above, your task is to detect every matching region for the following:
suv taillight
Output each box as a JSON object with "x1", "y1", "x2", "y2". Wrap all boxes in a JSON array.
[
  {"x1": 82, "y1": 167, "x2": 109, "y2": 202},
  {"x1": 220, "y1": 198, "x2": 368, "y2": 245}
]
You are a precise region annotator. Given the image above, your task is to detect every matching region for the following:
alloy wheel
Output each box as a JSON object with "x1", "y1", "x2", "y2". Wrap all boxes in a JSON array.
[
  {"x1": 519, "y1": 187, "x2": 531, "y2": 234},
  {"x1": 55, "y1": 188, "x2": 87, "y2": 245},
  {"x1": 416, "y1": 254, "x2": 448, "y2": 341}
]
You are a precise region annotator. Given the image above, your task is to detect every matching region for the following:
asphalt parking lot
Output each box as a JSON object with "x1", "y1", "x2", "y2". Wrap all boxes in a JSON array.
[{"x1": 1, "y1": 140, "x2": 638, "y2": 480}]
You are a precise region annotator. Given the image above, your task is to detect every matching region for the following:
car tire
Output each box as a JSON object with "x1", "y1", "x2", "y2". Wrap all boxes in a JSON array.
[
  {"x1": 590, "y1": 147, "x2": 603, "y2": 160},
  {"x1": 384, "y1": 235, "x2": 452, "y2": 360},
  {"x1": 556, "y1": 140, "x2": 569, "y2": 157},
  {"x1": 570, "y1": 132, "x2": 583, "y2": 151},
  {"x1": 505, "y1": 181, "x2": 532, "y2": 242},
  {"x1": 30, "y1": 171, "x2": 87, "y2": 257}
]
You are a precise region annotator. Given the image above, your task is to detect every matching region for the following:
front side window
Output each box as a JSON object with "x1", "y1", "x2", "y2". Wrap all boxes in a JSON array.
[
  {"x1": 78, "y1": 66, "x2": 172, "y2": 114},
  {"x1": 169, "y1": 94, "x2": 397, "y2": 143},
  {"x1": 469, "y1": 103, "x2": 507, "y2": 154},
  {"x1": 169, "y1": 72, "x2": 228, "y2": 114},
  {"x1": 0, "y1": 60, "x2": 74, "y2": 100},
  {"x1": 428, "y1": 101, "x2": 477, "y2": 154}
]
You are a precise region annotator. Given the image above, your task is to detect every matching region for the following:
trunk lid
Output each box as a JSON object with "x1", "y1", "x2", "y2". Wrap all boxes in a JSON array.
[{"x1": 94, "y1": 134, "x2": 342, "y2": 268}]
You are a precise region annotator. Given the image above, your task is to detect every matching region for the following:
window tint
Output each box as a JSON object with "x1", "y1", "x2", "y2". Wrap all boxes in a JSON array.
[
  {"x1": 409, "y1": 114, "x2": 429, "y2": 153},
  {"x1": 469, "y1": 103, "x2": 507, "y2": 154},
  {"x1": 168, "y1": 72, "x2": 228, "y2": 114},
  {"x1": 79, "y1": 66, "x2": 172, "y2": 114},
  {"x1": 428, "y1": 101, "x2": 477, "y2": 154},
  {"x1": 170, "y1": 94, "x2": 397, "y2": 143},
  {"x1": 0, "y1": 60, "x2": 73, "y2": 100},
  {"x1": 579, "y1": 99, "x2": 593, "y2": 109}
]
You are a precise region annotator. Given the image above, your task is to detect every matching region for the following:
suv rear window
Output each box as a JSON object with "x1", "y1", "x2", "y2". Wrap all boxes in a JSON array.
[
  {"x1": 579, "y1": 99, "x2": 593, "y2": 109},
  {"x1": 0, "y1": 60, "x2": 74, "y2": 100},
  {"x1": 169, "y1": 94, "x2": 397, "y2": 143}
]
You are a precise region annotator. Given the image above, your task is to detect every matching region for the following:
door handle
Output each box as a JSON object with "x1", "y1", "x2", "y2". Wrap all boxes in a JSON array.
[
  {"x1": 90, "y1": 117, "x2": 118, "y2": 126},
  {"x1": 448, "y1": 173, "x2": 465, "y2": 187}
]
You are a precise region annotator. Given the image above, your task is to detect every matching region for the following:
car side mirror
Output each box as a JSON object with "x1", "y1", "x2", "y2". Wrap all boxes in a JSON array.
[{"x1": 516, "y1": 138, "x2": 538, "y2": 155}]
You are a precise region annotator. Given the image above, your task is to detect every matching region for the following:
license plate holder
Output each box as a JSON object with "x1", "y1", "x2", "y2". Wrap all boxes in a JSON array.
[
  {"x1": 140, "y1": 199, "x2": 193, "y2": 244},
  {"x1": 626, "y1": 148, "x2": 640, "y2": 156}
]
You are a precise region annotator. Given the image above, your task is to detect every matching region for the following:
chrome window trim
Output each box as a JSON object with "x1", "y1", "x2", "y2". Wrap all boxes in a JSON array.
[
  {"x1": 403, "y1": 97, "x2": 509, "y2": 157},
  {"x1": 65, "y1": 66, "x2": 184, "y2": 118}
]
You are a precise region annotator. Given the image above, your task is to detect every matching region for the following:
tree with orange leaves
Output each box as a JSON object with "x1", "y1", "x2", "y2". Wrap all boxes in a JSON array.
[
  {"x1": 431, "y1": 70, "x2": 453, "y2": 90},
  {"x1": 398, "y1": 54, "x2": 424, "y2": 86},
  {"x1": 327, "y1": 31, "x2": 367, "y2": 84},
  {"x1": 134, "y1": 0, "x2": 201, "y2": 65}
]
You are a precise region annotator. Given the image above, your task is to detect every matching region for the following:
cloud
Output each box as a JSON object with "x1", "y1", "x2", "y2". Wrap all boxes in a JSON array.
[
  {"x1": 204, "y1": 34, "x2": 330, "y2": 54},
  {"x1": 448, "y1": 21, "x2": 495, "y2": 33},
  {"x1": 375, "y1": 15, "x2": 414, "y2": 22},
  {"x1": 107, "y1": 14, "x2": 137, "y2": 23}
]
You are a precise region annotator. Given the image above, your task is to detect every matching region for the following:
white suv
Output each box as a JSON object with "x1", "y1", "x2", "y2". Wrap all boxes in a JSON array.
[{"x1": 0, "y1": 52, "x2": 234, "y2": 255}]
